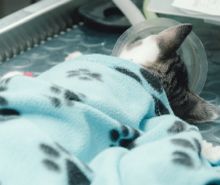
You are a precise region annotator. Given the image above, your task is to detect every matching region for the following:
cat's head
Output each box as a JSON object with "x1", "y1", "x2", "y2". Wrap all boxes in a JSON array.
[{"x1": 120, "y1": 24, "x2": 220, "y2": 123}]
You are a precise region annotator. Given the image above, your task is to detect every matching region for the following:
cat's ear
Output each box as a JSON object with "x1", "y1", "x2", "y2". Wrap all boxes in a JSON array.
[
  {"x1": 119, "y1": 24, "x2": 192, "y2": 67},
  {"x1": 177, "y1": 92, "x2": 220, "y2": 123},
  {"x1": 156, "y1": 24, "x2": 192, "y2": 59}
]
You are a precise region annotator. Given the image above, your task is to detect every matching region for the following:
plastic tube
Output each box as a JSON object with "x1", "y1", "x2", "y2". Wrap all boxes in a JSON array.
[
  {"x1": 112, "y1": 0, "x2": 146, "y2": 25},
  {"x1": 143, "y1": 0, "x2": 158, "y2": 19}
]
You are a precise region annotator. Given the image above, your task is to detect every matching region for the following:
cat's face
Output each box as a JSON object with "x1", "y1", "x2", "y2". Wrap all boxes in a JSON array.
[{"x1": 120, "y1": 24, "x2": 220, "y2": 123}]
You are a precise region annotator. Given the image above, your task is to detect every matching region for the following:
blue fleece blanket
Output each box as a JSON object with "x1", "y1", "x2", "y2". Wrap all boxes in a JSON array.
[{"x1": 0, "y1": 54, "x2": 219, "y2": 185}]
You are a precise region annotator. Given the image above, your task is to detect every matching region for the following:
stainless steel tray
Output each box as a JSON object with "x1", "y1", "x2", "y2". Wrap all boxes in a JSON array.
[{"x1": 0, "y1": 0, "x2": 88, "y2": 61}]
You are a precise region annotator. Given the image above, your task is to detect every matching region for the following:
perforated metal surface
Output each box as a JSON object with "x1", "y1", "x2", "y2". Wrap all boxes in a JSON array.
[
  {"x1": 0, "y1": 19, "x2": 220, "y2": 144},
  {"x1": 0, "y1": 22, "x2": 120, "y2": 75}
]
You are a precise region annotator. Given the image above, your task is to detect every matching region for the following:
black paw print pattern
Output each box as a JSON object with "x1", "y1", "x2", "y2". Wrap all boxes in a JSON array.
[
  {"x1": 67, "y1": 68, "x2": 102, "y2": 82},
  {"x1": 0, "y1": 95, "x2": 20, "y2": 121},
  {"x1": 205, "y1": 180, "x2": 220, "y2": 185},
  {"x1": 152, "y1": 95, "x2": 170, "y2": 116},
  {"x1": 0, "y1": 78, "x2": 21, "y2": 120},
  {"x1": 0, "y1": 78, "x2": 11, "y2": 92},
  {"x1": 172, "y1": 151, "x2": 194, "y2": 168},
  {"x1": 0, "y1": 96, "x2": 8, "y2": 106},
  {"x1": 47, "y1": 85, "x2": 85, "y2": 108},
  {"x1": 167, "y1": 121, "x2": 186, "y2": 134},
  {"x1": 40, "y1": 143, "x2": 91, "y2": 185},
  {"x1": 167, "y1": 120, "x2": 199, "y2": 134},
  {"x1": 140, "y1": 68, "x2": 163, "y2": 93},
  {"x1": 40, "y1": 143, "x2": 61, "y2": 172},
  {"x1": 171, "y1": 137, "x2": 202, "y2": 168},
  {"x1": 114, "y1": 67, "x2": 142, "y2": 85},
  {"x1": 109, "y1": 125, "x2": 141, "y2": 149}
]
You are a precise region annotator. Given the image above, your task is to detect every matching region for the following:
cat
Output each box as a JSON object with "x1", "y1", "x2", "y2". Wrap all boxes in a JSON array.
[
  {"x1": 119, "y1": 24, "x2": 220, "y2": 124},
  {"x1": 5, "y1": 24, "x2": 219, "y2": 124},
  {"x1": 63, "y1": 24, "x2": 220, "y2": 163},
  {"x1": 1, "y1": 24, "x2": 220, "y2": 184}
]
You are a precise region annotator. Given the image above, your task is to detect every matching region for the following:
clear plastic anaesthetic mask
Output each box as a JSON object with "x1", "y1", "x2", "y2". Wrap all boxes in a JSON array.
[{"x1": 112, "y1": 18, "x2": 208, "y2": 94}]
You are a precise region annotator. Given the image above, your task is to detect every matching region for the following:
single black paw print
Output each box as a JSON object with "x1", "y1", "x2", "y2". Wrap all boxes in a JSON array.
[
  {"x1": 0, "y1": 77, "x2": 11, "y2": 92},
  {"x1": 0, "y1": 95, "x2": 20, "y2": 121},
  {"x1": 109, "y1": 125, "x2": 141, "y2": 149},
  {"x1": 40, "y1": 143, "x2": 91, "y2": 185},
  {"x1": 47, "y1": 85, "x2": 85, "y2": 108},
  {"x1": 67, "y1": 68, "x2": 102, "y2": 82}
]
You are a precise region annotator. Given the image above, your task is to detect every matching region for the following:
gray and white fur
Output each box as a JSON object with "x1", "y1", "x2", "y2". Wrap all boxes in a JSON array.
[{"x1": 119, "y1": 24, "x2": 220, "y2": 124}]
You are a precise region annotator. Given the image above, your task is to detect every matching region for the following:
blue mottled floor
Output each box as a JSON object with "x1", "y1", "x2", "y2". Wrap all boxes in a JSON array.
[{"x1": 0, "y1": 17, "x2": 220, "y2": 144}]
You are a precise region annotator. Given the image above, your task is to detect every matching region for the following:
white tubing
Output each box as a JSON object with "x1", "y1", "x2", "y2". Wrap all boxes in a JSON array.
[
  {"x1": 143, "y1": 0, "x2": 158, "y2": 19},
  {"x1": 112, "y1": 0, "x2": 146, "y2": 25}
]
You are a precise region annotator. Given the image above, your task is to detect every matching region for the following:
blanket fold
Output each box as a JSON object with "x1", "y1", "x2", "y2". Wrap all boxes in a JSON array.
[{"x1": 0, "y1": 54, "x2": 219, "y2": 185}]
